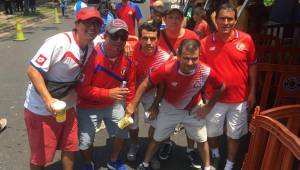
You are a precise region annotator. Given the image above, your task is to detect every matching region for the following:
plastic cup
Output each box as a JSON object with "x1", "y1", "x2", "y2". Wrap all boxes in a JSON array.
[
  {"x1": 51, "y1": 100, "x2": 67, "y2": 123},
  {"x1": 118, "y1": 116, "x2": 134, "y2": 129}
]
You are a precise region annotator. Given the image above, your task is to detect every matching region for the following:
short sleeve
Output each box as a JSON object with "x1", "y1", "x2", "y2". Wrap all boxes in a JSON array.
[
  {"x1": 30, "y1": 33, "x2": 70, "y2": 72},
  {"x1": 206, "y1": 68, "x2": 223, "y2": 89},
  {"x1": 148, "y1": 64, "x2": 166, "y2": 86}
]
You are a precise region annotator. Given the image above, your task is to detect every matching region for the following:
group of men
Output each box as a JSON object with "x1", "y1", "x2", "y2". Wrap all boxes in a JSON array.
[{"x1": 23, "y1": 1, "x2": 256, "y2": 170}]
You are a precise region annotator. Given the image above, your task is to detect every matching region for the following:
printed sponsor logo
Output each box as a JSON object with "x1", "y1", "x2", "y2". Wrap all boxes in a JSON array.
[
  {"x1": 209, "y1": 46, "x2": 216, "y2": 51},
  {"x1": 171, "y1": 81, "x2": 178, "y2": 87},
  {"x1": 35, "y1": 55, "x2": 47, "y2": 66}
]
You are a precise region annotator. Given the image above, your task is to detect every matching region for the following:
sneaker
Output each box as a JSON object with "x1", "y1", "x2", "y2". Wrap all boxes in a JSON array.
[
  {"x1": 107, "y1": 160, "x2": 128, "y2": 170},
  {"x1": 211, "y1": 157, "x2": 220, "y2": 170},
  {"x1": 127, "y1": 144, "x2": 140, "y2": 161},
  {"x1": 0, "y1": 118, "x2": 7, "y2": 131},
  {"x1": 150, "y1": 157, "x2": 160, "y2": 170},
  {"x1": 186, "y1": 150, "x2": 202, "y2": 169},
  {"x1": 158, "y1": 141, "x2": 173, "y2": 160},
  {"x1": 83, "y1": 162, "x2": 94, "y2": 170},
  {"x1": 136, "y1": 163, "x2": 151, "y2": 170}
]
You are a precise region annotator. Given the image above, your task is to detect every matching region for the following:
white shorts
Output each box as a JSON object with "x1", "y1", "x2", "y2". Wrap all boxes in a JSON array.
[
  {"x1": 153, "y1": 100, "x2": 207, "y2": 143},
  {"x1": 206, "y1": 102, "x2": 248, "y2": 139},
  {"x1": 129, "y1": 90, "x2": 157, "y2": 129}
]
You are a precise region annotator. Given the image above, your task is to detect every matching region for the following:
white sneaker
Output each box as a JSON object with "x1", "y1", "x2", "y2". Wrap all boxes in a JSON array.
[{"x1": 127, "y1": 144, "x2": 139, "y2": 161}]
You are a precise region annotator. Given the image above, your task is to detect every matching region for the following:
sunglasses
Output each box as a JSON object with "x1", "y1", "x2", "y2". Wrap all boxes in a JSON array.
[
  {"x1": 81, "y1": 19, "x2": 101, "y2": 28},
  {"x1": 109, "y1": 32, "x2": 128, "y2": 41}
]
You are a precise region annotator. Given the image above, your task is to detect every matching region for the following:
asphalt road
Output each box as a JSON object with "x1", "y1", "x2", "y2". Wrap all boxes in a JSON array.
[{"x1": 0, "y1": 2, "x2": 196, "y2": 170}]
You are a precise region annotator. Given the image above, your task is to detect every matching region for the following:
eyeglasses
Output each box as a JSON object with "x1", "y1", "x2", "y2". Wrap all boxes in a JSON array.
[{"x1": 108, "y1": 32, "x2": 128, "y2": 41}]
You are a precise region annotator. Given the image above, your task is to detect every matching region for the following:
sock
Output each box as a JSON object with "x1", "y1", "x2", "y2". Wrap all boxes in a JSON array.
[
  {"x1": 186, "y1": 147, "x2": 194, "y2": 153},
  {"x1": 142, "y1": 162, "x2": 149, "y2": 167},
  {"x1": 211, "y1": 148, "x2": 220, "y2": 158},
  {"x1": 224, "y1": 160, "x2": 234, "y2": 170},
  {"x1": 204, "y1": 167, "x2": 211, "y2": 170}
]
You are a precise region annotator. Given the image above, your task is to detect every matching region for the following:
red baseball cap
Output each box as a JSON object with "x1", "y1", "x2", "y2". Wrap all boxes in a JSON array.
[{"x1": 76, "y1": 7, "x2": 103, "y2": 24}]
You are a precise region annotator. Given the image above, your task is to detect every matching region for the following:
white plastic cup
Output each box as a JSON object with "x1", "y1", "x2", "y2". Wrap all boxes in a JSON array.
[
  {"x1": 51, "y1": 100, "x2": 67, "y2": 123},
  {"x1": 118, "y1": 116, "x2": 133, "y2": 129}
]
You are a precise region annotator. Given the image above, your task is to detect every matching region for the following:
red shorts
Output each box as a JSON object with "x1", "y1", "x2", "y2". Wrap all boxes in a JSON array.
[{"x1": 24, "y1": 108, "x2": 78, "y2": 166}]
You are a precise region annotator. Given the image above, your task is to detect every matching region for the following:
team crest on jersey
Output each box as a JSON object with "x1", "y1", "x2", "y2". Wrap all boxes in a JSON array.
[
  {"x1": 35, "y1": 54, "x2": 47, "y2": 66},
  {"x1": 171, "y1": 82, "x2": 178, "y2": 87},
  {"x1": 209, "y1": 46, "x2": 216, "y2": 51},
  {"x1": 194, "y1": 81, "x2": 201, "y2": 88},
  {"x1": 121, "y1": 67, "x2": 128, "y2": 76},
  {"x1": 128, "y1": 10, "x2": 133, "y2": 15},
  {"x1": 236, "y1": 42, "x2": 245, "y2": 51}
]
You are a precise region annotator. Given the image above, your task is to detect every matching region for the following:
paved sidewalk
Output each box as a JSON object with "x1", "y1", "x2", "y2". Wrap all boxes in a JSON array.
[{"x1": 0, "y1": 2, "x2": 74, "y2": 41}]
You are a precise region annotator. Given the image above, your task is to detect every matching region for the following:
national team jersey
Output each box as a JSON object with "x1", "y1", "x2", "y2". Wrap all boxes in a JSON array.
[
  {"x1": 76, "y1": 43, "x2": 136, "y2": 109},
  {"x1": 149, "y1": 59, "x2": 223, "y2": 110},
  {"x1": 134, "y1": 44, "x2": 171, "y2": 85},
  {"x1": 24, "y1": 31, "x2": 95, "y2": 116},
  {"x1": 134, "y1": 44, "x2": 171, "y2": 103},
  {"x1": 115, "y1": 2, "x2": 142, "y2": 35},
  {"x1": 159, "y1": 29, "x2": 200, "y2": 55},
  {"x1": 201, "y1": 30, "x2": 256, "y2": 103}
]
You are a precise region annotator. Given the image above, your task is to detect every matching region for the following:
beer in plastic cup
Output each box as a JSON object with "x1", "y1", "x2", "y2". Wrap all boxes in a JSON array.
[
  {"x1": 52, "y1": 100, "x2": 67, "y2": 123},
  {"x1": 118, "y1": 115, "x2": 133, "y2": 129}
]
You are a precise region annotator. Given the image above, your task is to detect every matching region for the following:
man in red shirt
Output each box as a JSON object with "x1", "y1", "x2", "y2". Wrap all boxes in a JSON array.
[
  {"x1": 115, "y1": 0, "x2": 142, "y2": 36},
  {"x1": 126, "y1": 22, "x2": 171, "y2": 169},
  {"x1": 201, "y1": 3, "x2": 257, "y2": 170},
  {"x1": 159, "y1": 5, "x2": 200, "y2": 55},
  {"x1": 127, "y1": 39, "x2": 225, "y2": 170},
  {"x1": 76, "y1": 19, "x2": 135, "y2": 170},
  {"x1": 158, "y1": 5, "x2": 205, "y2": 168}
]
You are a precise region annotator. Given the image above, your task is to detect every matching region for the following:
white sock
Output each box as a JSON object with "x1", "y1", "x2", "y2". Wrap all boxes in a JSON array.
[
  {"x1": 204, "y1": 166, "x2": 211, "y2": 170},
  {"x1": 211, "y1": 148, "x2": 220, "y2": 158},
  {"x1": 186, "y1": 147, "x2": 194, "y2": 153},
  {"x1": 142, "y1": 162, "x2": 149, "y2": 167},
  {"x1": 224, "y1": 160, "x2": 234, "y2": 170}
]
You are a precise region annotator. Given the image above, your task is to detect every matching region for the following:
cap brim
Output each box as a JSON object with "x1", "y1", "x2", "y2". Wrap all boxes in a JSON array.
[
  {"x1": 108, "y1": 28, "x2": 128, "y2": 34},
  {"x1": 77, "y1": 17, "x2": 103, "y2": 25},
  {"x1": 165, "y1": 8, "x2": 183, "y2": 16}
]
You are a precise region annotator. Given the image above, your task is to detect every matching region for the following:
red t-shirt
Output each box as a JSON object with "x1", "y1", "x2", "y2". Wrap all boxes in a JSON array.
[
  {"x1": 133, "y1": 44, "x2": 171, "y2": 85},
  {"x1": 116, "y1": 2, "x2": 142, "y2": 36},
  {"x1": 200, "y1": 30, "x2": 256, "y2": 103},
  {"x1": 76, "y1": 43, "x2": 136, "y2": 108},
  {"x1": 158, "y1": 29, "x2": 200, "y2": 55},
  {"x1": 149, "y1": 58, "x2": 223, "y2": 110},
  {"x1": 194, "y1": 20, "x2": 210, "y2": 39}
]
